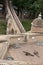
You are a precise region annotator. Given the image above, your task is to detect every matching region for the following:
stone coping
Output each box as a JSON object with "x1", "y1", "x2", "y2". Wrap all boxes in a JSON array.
[{"x1": 0, "y1": 60, "x2": 40, "y2": 65}]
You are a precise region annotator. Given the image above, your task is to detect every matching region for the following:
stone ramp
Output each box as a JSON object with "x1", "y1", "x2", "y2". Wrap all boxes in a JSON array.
[
  {"x1": 0, "y1": 42, "x2": 9, "y2": 59},
  {"x1": 9, "y1": 4, "x2": 25, "y2": 33},
  {"x1": 6, "y1": 0, "x2": 25, "y2": 34}
]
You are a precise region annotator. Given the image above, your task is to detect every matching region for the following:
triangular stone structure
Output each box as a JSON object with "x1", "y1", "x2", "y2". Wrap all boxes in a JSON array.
[{"x1": 6, "y1": 0, "x2": 25, "y2": 34}]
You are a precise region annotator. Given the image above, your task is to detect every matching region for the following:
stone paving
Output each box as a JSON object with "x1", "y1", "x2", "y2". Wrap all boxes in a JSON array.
[{"x1": 7, "y1": 42, "x2": 43, "y2": 64}]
